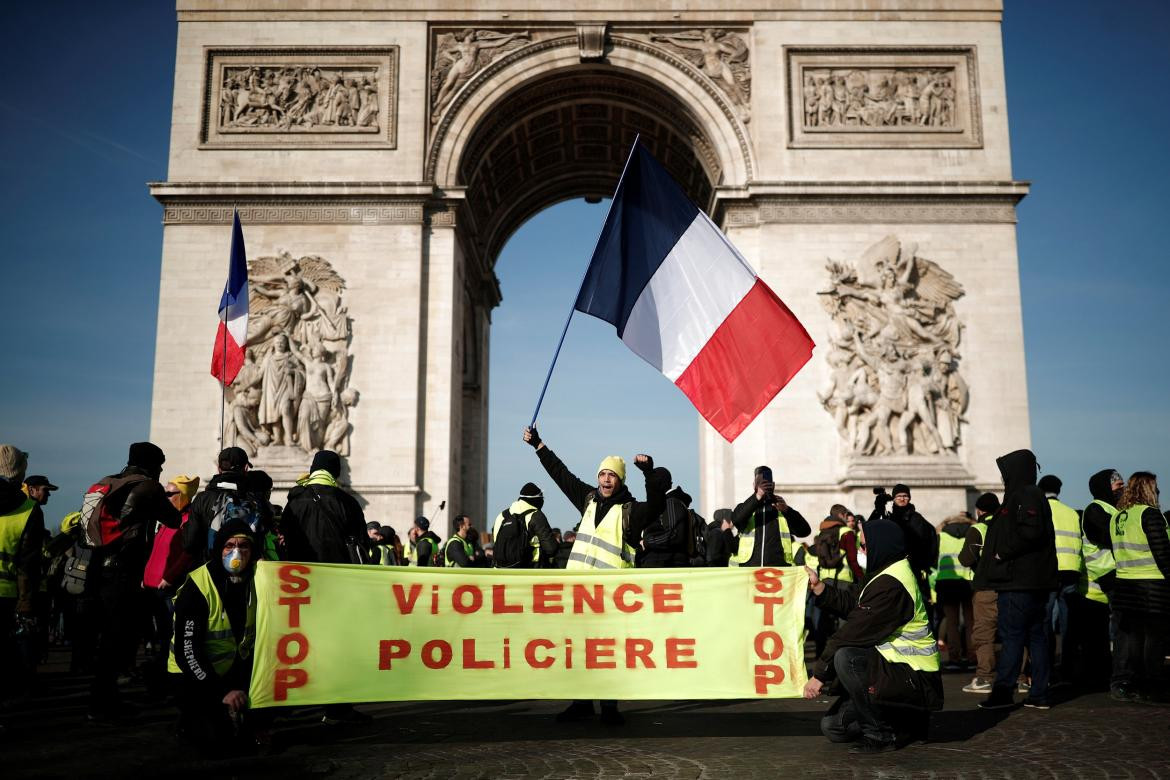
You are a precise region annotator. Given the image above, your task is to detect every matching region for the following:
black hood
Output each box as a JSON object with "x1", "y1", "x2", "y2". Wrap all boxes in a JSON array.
[
  {"x1": 1089, "y1": 469, "x2": 1119, "y2": 503},
  {"x1": 996, "y1": 449, "x2": 1038, "y2": 498},
  {"x1": 666, "y1": 485, "x2": 693, "y2": 508},
  {"x1": 863, "y1": 518, "x2": 907, "y2": 576},
  {"x1": 0, "y1": 479, "x2": 31, "y2": 514}
]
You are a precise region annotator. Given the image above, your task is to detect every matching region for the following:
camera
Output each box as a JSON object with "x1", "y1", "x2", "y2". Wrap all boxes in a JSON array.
[{"x1": 873, "y1": 486, "x2": 885, "y2": 495}]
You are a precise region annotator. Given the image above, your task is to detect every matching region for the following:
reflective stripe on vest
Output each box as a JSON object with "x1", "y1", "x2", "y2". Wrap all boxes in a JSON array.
[
  {"x1": 1078, "y1": 499, "x2": 1116, "y2": 604},
  {"x1": 1111, "y1": 504, "x2": 1167, "y2": 580},
  {"x1": 860, "y1": 558, "x2": 940, "y2": 672},
  {"x1": 936, "y1": 528, "x2": 972, "y2": 582},
  {"x1": 167, "y1": 565, "x2": 256, "y2": 676},
  {"x1": 444, "y1": 536, "x2": 474, "y2": 567},
  {"x1": 728, "y1": 510, "x2": 792, "y2": 567},
  {"x1": 0, "y1": 498, "x2": 36, "y2": 599},
  {"x1": 492, "y1": 500, "x2": 541, "y2": 564},
  {"x1": 567, "y1": 499, "x2": 634, "y2": 570},
  {"x1": 1049, "y1": 498, "x2": 1083, "y2": 572}
]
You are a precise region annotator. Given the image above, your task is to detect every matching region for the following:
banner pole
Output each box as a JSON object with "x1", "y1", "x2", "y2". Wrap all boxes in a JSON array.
[{"x1": 528, "y1": 134, "x2": 641, "y2": 428}]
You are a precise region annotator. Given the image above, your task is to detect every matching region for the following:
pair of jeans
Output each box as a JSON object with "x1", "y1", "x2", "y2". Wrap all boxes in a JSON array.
[
  {"x1": 1112, "y1": 608, "x2": 1169, "y2": 693},
  {"x1": 992, "y1": 590, "x2": 1051, "y2": 700},
  {"x1": 820, "y1": 647, "x2": 895, "y2": 745}
]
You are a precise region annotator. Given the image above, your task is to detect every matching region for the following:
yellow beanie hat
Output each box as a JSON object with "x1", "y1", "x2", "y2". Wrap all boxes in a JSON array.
[
  {"x1": 597, "y1": 455, "x2": 626, "y2": 483},
  {"x1": 171, "y1": 474, "x2": 201, "y2": 507}
]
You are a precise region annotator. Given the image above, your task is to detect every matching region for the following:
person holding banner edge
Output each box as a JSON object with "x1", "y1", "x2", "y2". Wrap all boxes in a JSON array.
[
  {"x1": 523, "y1": 425, "x2": 666, "y2": 725},
  {"x1": 801, "y1": 517, "x2": 944, "y2": 753}
]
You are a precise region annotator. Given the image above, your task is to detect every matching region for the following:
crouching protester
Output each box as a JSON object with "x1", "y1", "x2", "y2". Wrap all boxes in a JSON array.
[
  {"x1": 169, "y1": 520, "x2": 270, "y2": 755},
  {"x1": 802, "y1": 519, "x2": 943, "y2": 753}
]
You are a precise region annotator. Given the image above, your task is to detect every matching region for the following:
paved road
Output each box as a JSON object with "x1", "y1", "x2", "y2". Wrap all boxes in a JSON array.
[{"x1": 5, "y1": 649, "x2": 1169, "y2": 779}]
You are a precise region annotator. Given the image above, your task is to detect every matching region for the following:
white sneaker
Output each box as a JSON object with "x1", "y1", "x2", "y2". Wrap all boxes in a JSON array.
[
  {"x1": 1017, "y1": 680, "x2": 1032, "y2": 694},
  {"x1": 963, "y1": 677, "x2": 992, "y2": 693}
]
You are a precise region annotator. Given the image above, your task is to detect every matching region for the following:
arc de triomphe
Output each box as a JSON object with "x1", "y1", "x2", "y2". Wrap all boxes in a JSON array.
[{"x1": 149, "y1": 0, "x2": 1030, "y2": 530}]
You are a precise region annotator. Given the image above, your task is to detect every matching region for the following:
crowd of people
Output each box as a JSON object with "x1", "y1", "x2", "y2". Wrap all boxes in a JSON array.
[{"x1": 0, "y1": 433, "x2": 1166, "y2": 757}]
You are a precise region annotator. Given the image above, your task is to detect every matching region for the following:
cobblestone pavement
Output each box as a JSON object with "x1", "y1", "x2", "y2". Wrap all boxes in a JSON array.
[{"x1": 5, "y1": 649, "x2": 1169, "y2": 779}]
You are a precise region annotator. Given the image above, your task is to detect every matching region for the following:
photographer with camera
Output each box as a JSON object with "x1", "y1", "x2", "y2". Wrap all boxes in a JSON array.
[
  {"x1": 728, "y1": 466, "x2": 811, "y2": 567},
  {"x1": 869, "y1": 484, "x2": 938, "y2": 612}
]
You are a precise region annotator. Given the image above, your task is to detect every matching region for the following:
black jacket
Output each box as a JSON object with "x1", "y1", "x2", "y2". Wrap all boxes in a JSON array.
[
  {"x1": 171, "y1": 561, "x2": 254, "y2": 695},
  {"x1": 705, "y1": 521, "x2": 734, "y2": 567},
  {"x1": 104, "y1": 465, "x2": 182, "y2": 581},
  {"x1": 182, "y1": 471, "x2": 273, "y2": 566},
  {"x1": 961, "y1": 516, "x2": 992, "y2": 590},
  {"x1": 730, "y1": 494, "x2": 811, "y2": 566},
  {"x1": 413, "y1": 531, "x2": 441, "y2": 566},
  {"x1": 1109, "y1": 505, "x2": 1170, "y2": 615},
  {"x1": 281, "y1": 482, "x2": 367, "y2": 563},
  {"x1": 0, "y1": 480, "x2": 45, "y2": 612},
  {"x1": 641, "y1": 487, "x2": 693, "y2": 568},
  {"x1": 975, "y1": 450, "x2": 1057, "y2": 592},
  {"x1": 553, "y1": 540, "x2": 573, "y2": 569},
  {"x1": 536, "y1": 447, "x2": 664, "y2": 553},
  {"x1": 812, "y1": 560, "x2": 944, "y2": 711}
]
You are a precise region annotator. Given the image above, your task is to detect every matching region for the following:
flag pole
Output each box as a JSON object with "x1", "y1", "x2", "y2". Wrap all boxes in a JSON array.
[{"x1": 529, "y1": 134, "x2": 641, "y2": 428}]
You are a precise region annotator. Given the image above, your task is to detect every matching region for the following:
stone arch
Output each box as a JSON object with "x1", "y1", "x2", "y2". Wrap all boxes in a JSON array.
[{"x1": 428, "y1": 33, "x2": 754, "y2": 202}]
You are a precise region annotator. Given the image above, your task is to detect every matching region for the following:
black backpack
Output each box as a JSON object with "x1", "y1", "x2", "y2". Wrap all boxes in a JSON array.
[
  {"x1": 492, "y1": 507, "x2": 536, "y2": 568},
  {"x1": 688, "y1": 509, "x2": 708, "y2": 564},
  {"x1": 813, "y1": 526, "x2": 846, "y2": 571}
]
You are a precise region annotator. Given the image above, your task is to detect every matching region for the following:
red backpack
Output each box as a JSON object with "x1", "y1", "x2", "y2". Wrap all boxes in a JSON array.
[{"x1": 79, "y1": 473, "x2": 149, "y2": 549}]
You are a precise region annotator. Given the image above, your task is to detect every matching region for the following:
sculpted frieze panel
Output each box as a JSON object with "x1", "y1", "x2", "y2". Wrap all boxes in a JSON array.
[
  {"x1": 430, "y1": 29, "x2": 533, "y2": 124},
  {"x1": 202, "y1": 48, "x2": 398, "y2": 148},
  {"x1": 818, "y1": 236, "x2": 968, "y2": 458},
  {"x1": 786, "y1": 47, "x2": 981, "y2": 148},
  {"x1": 226, "y1": 252, "x2": 359, "y2": 459},
  {"x1": 645, "y1": 29, "x2": 751, "y2": 121}
]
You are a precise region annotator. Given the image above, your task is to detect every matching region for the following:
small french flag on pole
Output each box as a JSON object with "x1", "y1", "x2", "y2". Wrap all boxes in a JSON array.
[
  {"x1": 210, "y1": 210, "x2": 248, "y2": 385},
  {"x1": 576, "y1": 141, "x2": 814, "y2": 442}
]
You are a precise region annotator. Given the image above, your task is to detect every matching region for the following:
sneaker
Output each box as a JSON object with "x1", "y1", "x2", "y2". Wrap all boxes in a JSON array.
[
  {"x1": 942, "y1": 661, "x2": 963, "y2": 672},
  {"x1": 850, "y1": 737, "x2": 898, "y2": 754},
  {"x1": 978, "y1": 690, "x2": 1016, "y2": 710},
  {"x1": 1017, "y1": 680, "x2": 1031, "y2": 695},
  {"x1": 555, "y1": 700, "x2": 595, "y2": 723},
  {"x1": 963, "y1": 677, "x2": 993, "y2": 693},
  {"x1": 1022, "y1": 699, "x2": 1051, "y2": 710}
]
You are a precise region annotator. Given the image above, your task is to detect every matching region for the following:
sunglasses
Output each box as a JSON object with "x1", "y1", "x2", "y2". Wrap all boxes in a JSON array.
[{"x1": 165, "y1": 490, "x2": 181, "y2": 496}]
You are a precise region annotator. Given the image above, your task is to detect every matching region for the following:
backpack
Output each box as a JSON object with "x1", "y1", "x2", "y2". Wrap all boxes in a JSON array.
[
  {"x1": 205, "y1": 488, "x2": 264, "y2": 556},
  {"x1": 79, "y1": 473, "x2": 149, "y2": 549},
  {"x1": 493, "y1": 507, "x2": 537, "y2": 568},
  {"x1": 813, "y1": 526, "x2": 846, "y2": 571},
  {"x1": 687, "y1": 509, "x2": 708, "y2": 565},
  {"x1": 61, "y1": 543, "x2": 96, "y2": 596}
]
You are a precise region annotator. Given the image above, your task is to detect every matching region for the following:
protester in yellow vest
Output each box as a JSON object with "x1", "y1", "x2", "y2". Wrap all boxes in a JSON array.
[
  {"x1": 1037, "y1": 474, "x2": 1082, "y2": 685},
  {"x1": 1108, "y1": 472, "x2": 1170, "y2": 704},
  {"x1": 444, "y1": 515, "x2": 475, "y2": 567},
  {"x1": 728, "y1": 466, "x2": 811, "y2": 567},
  {"x1": 935, "y1": 513, "x2": 975, "y2": 671},
  {"x1": 524, "y1": 426, "x2": 665, "y2": 726},
  {"x1": 803, "y1": 518, "x2": 943, "y2": 753},
  {"x1": 1068, "y1": 469, "x2": 1121, "y2": 693},
  {"x1": 169, "y1": 519, "x2": 268, "y2": 753},
  {"x1": 0, "y1": 445, "x2": 45, "y2": 710},
  {"x1": 959, "y1": 492, "x2": 999, "y2": 693}
]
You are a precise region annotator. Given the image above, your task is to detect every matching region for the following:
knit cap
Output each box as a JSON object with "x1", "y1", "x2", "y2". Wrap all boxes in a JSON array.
[
  {"x1": 0, "y1": 445, "x2": 28, "y2": 482},
  {"x1": 597, "y1": 455, "x2": 626, "y2": 483}
]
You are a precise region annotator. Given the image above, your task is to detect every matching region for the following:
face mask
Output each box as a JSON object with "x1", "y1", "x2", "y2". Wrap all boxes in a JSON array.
[{"x1": 222, "y1": 548, "x2": 246, "y2": 575}]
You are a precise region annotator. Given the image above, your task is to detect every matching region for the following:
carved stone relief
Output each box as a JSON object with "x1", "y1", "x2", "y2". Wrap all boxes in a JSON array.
[
  {"x1": 202, "y1": 48, "x2": 398, "y2": 148},
  {"x1": 225, "y1": 252, "x2": 359, "y2": 458},
  {"x1": 647, "y1": 29, "x2": 751, "y2": 121},
  {"x1": 430, "y1": 29, "x2": 532, "y2": 123},
  {"x1": 786, "y1": 47, "x2": 981, "y2": 148},
  {"x1": 817, "y1": 236, "x2": 968, "y2": 457}
]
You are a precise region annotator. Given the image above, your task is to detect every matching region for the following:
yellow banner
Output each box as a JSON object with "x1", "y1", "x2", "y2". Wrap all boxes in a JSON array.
[{"x1": 248, "y1": 561, "x2": 808, "y2": 708}]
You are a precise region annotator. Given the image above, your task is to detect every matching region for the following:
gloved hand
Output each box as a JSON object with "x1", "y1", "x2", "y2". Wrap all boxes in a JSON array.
[
  {"x1": 523, "y1": 426, "x2": 542, "y2": 449},
  {"x1": 874, "y1": 492, "x2": 892, "y2": 511},
  {"x1": 634, "y1": 454, "x2": 653, "y2": 472}
]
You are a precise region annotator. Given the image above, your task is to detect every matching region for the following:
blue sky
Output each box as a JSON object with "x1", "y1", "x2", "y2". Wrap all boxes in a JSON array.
[{"x1": 2, "y1": 2, "x2": 1168, "y2": 530}]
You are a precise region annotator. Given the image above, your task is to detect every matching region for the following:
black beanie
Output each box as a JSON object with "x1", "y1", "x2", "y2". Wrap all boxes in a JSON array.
[
  {"x1": 975, "y1": 492, "x2": 1001, "y2": 514},
  {"x1": 310, "y1": 450, "x2": 342, "y2": 478},
  {"x1": 414, "y1": 516, "x2": 430, "y2": 531},
  {"x1": 127, "y1": 442, "x2": 165, "y2": 472},
  {"x1": 1038, "y1": 475, "x2": 1062, "y2": 495},
  {"x1": 892, "y1": 483, "x2": 911, "y2": 498},
  {"x1": 519, "y1": 482, "x2": 544, "y2": 509}
]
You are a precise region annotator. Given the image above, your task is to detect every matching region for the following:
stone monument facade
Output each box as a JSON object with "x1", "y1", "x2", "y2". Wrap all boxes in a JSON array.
[{"x1": 150, "y1": 1, "x2": 1030, "y2": 530}]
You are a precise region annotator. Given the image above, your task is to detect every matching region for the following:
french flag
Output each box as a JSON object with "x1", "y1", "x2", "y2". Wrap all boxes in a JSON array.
[
  {"x1": 576, "y1": 141, "x2": 814, "y2": 442},
  {"x1": 210, "y1": 210, "x2": 248, "y2": 385}
]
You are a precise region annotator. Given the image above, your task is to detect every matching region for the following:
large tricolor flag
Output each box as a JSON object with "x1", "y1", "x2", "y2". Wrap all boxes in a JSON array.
[
  {"x1": 210, "y1": 210, "x2": 248, "y2": 385},
  {"x1": 575, "y1": 142, "x2": 814, "y2": 441}
]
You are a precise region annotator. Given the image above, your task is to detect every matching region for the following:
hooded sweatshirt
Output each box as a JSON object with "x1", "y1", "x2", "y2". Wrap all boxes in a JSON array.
[
  {"x1": 1082, "y1": 469, "x2": 1120, "y2": 550},
  {"x1": 975, "y1": 450, "x2": 1056, "y2": 591}
]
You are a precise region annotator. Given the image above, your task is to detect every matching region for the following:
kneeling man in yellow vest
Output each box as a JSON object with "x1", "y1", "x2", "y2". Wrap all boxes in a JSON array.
[
  {"x1": 169, "y1": 519, "x2": 268, "y2": 753},
  {"x1": 802, "y1": 518, "x2": 944, "y2": 754}
]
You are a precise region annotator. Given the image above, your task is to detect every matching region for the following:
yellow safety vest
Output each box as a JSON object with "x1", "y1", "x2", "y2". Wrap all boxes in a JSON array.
[
  {"x1": 936, "y1": 528, "x2": 973, "y2": 581},
  {"x1": 167, "y1": 565, "x2": 256, "y2": 676},
  {"x1": 860, "y1": 558, "x2": 940, "y2": 672},
  {"x1": 1049, "y1": 498, "x2": 1083, "y2": 573},
  {"x1": 375, "y1": 545, "x2": 397, "y2": 566},
  {"x1": 1079, "y1": 499, "x2": 1116, "y2": 604},
  {"x1": 728, "y1": 509, "x2": 793, "y2": 566},
  {"x1": 493, "y1": 500, "x2": 541, "y2": 565},
  {"x1": 1111, "y1": 504, "x2": 1167, "y2": 581},
  {"x1": 444, "y1": 536, "x2": 474, "y2": 567},
  {"x1": 0, "y1": 497, "x2": 36, "y2": 599},
  {"x1": 567, "y1": 497, "x2": 635, "y2": 570}
]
